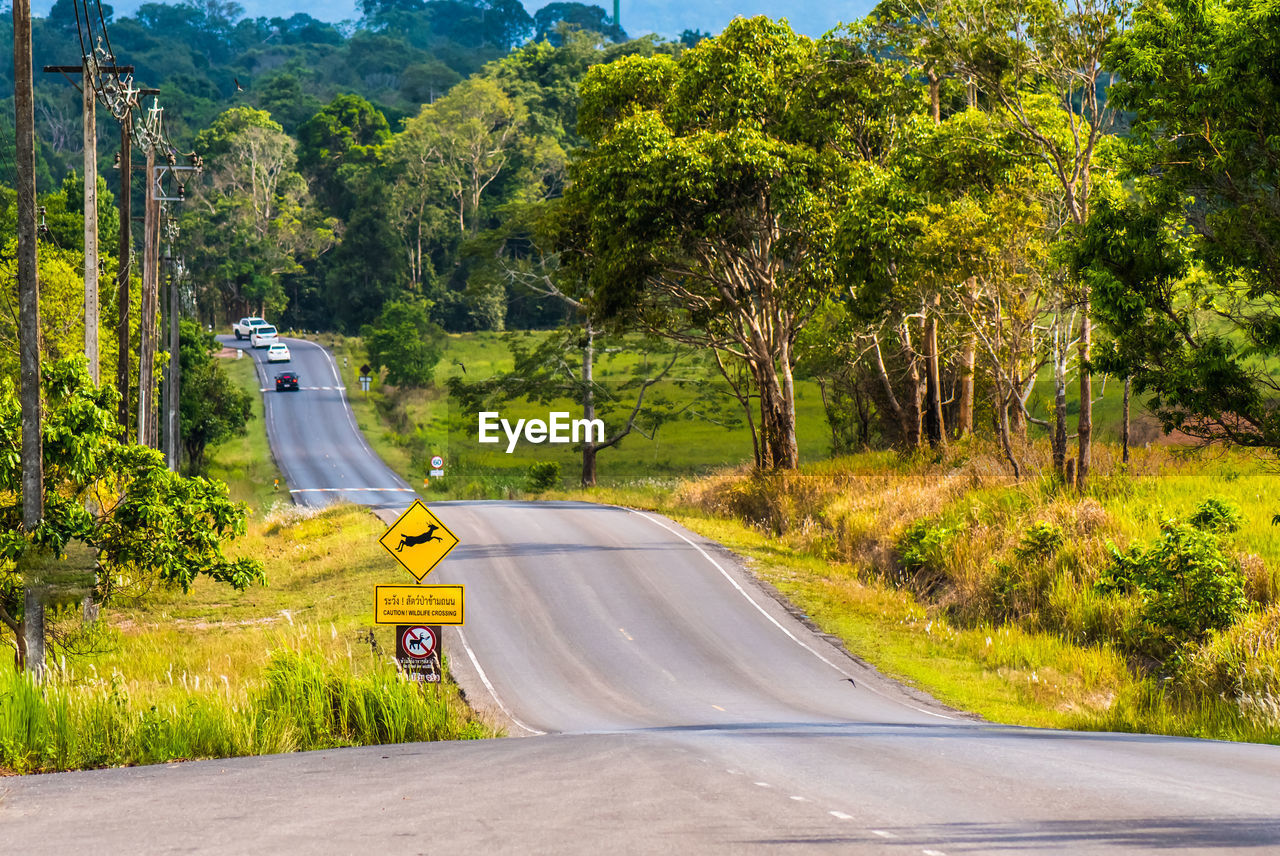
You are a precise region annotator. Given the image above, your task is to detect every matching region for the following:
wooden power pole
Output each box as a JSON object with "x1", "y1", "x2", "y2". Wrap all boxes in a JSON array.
[
  {"x1": 138, "y1": 143, "x2": 158, "y2": 447},
  {"x1": 83, "y1": 55, "x2": 98, "y2": 383},
  {"x1": 14, "y1": 0, "x2": 45, "y2": 675},
  {"x1": 117, "y1": 112, "x2": 132, "y2": 436}
]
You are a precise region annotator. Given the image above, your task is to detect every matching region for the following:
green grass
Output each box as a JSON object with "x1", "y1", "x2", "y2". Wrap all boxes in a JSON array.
[
  {"x1": 312, "y1": 331, "x2": 831, "y2": 493},
  {"x1": 0, "y1": 504, "x2": 498, "y2": 775}
]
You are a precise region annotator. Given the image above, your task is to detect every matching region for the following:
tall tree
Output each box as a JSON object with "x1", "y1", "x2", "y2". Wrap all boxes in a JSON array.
[
  {"x1": 1082, "y1": 0, "x2": 1280, "y2": 453},
  {"x1": 904, "y1": 0, "x2": 1129, "y2": 488},
  {"x1": 394, "y1": 77, "x2": 528, "y2": 238},
  {"x1": 185, "y1": 106, "x2": 338, "y2": 319},
  {"x1": 562, "y1": 18, "x2": 855, "y2": 469}
]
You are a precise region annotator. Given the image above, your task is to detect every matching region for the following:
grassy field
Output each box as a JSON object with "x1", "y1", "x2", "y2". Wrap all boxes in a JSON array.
[
  {"x1": 315, "y1": 331, "x2": 832, "y2": 491},
  {"x1": 206, "y1": 351, "x2": 284, "y2": 512},
  {"x1": 578, "y1": 444, "x2": 1279, "y2": 742},
  {"x1": 0, "y1": 348, "x2": 497, "y2": 775}
]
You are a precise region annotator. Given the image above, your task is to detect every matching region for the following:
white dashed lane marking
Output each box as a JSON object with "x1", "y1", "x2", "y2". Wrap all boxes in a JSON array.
[{"x1": 829, "y1": 811, "x2": 853, "y2": 820}]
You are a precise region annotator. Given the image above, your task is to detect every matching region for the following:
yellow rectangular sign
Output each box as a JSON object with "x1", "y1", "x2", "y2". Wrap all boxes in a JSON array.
[{"x1": 374, "y1": 585, "x2": 465, "y2": 625}]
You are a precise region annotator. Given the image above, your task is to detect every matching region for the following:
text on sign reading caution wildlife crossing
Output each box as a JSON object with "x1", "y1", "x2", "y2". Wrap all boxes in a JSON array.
[{"x1": 375, "y1": 585, "x2": 465, "y2": 625}]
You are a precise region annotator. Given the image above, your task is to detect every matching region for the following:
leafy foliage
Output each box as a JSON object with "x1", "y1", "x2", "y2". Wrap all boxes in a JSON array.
[
  {"x1": 361, "y1": 299, "x2": 445, "y2": 388},
  {"x1": 1098, "y1": 517, "x2": 1248, "y2": 655},
  {"x1": 178, "y1": 320, "x2": 254, "y2": 475},
  {"x1": 0, "y1": 359, "x2": 263, "y2": 645},
  {"x1": 1083, "y1": 0, "x2": 1280, "y2": 453}
]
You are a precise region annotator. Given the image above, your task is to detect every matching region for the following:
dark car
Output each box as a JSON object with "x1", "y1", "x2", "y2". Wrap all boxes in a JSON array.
[{"x1": 275, "y1": 371, "x2": 299, "y2": 391}]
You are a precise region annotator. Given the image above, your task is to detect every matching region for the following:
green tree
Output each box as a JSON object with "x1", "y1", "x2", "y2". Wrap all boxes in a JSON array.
[
  {"x1": 297, "y1": 94, "x2": 392, "y2": 216},
  {"x1": 534, "y1": 4, "x2": 626, "y2": 44},
  {"x1": 562, "y1": 18, "x2": 851, "y2": 469},
  {"x1": 0, "y1": 359, "x2": 263, "y2": 670},
  {"x1": 185, "y1": 106, "x2": 338, "y2": 320},
  {"x1": 1087, "y1": 0, "x2": 1280, "y2": 452},
  {"x1": 395, "y1": 77, "x2": 528, "y2": 237},
  {"x1": 178, "y1": 320, "x2": 254, "y2": 474},
  {"x1": 361, "y1": 298, "x2": 445, "y2": 387}
]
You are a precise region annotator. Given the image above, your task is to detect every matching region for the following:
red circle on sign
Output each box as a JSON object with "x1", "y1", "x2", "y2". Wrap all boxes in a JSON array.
[{"x1": 401, "y1": 626, "x2": 437, "y2": 659}]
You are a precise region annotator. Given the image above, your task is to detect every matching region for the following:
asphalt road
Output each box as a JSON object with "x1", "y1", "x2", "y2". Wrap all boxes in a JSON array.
[
  {"x1": 4, "y1": 337, "x2": 1279, "y2": 854},
  {"x1": 219, "y1": 334, "x2": 419, "y2": 510}
]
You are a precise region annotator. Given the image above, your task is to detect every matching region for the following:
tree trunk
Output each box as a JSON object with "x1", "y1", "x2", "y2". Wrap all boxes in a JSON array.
[
  {"x1": 902, "y1": 321, "x2": 924, "y2": 450},
  {"x1": 928, "y1": 67, "x2": 941, "y2": 125},
  {"x1": 1053, "y1": 314, "x2": 1068, "y2": 477},
  {"x1": 924, "y1": 295, "x2": 946, "y2": 448},
  {"x1": 1077, "y1": 300, "x2": 1092, "y2": 492},
  {"x1": 1122, "y1": 376, "x2": 1131, "y2": 465},
  {"x1": 580, "y1": 325, "x2": 597, "y2": 487},
  {"x1": 754, "y1": 358, "x2": 798, "y2": 469},
  {"x1": 997, "y1": 396, "x2": 1021, "y2": 480},
  {"x1": 871, "y1": 333, "x2": 910, "y2": 445}
]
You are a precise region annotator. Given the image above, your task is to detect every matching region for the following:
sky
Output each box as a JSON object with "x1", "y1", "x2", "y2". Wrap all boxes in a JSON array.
[{"x1": 29, "y1": 1, "x2": 879, "y2": 40}]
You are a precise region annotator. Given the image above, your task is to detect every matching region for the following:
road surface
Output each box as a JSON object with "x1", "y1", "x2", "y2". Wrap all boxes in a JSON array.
[
  {"x1": 221, "y1": 334, "x2": 419, "y2": 510},
  {"x1": 4, "y1": 337, "x2": 1279, "y2": 854}
]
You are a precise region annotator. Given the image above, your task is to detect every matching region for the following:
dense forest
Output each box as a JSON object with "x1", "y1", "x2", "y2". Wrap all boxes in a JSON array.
[{"x1": 3, "y1": 0, "x2": 1279, "y2": 485}]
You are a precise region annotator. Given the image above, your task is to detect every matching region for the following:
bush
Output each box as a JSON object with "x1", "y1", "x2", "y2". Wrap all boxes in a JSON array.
[
  {"x1": 895, "y1": 519, "x2": 952, "y2": 595},
  {"x1": 525, "y1": 461, "x2": 561, "y2": 493},
  {"x1": 1098, "y1": 521, "x2": 1248, "y2": 654},
  {"x1": 1015, "y1": 521, "x2": 1065, "y2": 562},
  {"x1": 1188, "y1": 497, "x2": 1243, "y2": 533},
  {"x1": 361, "y1": 298, "x2": 444, "y2": 388}
]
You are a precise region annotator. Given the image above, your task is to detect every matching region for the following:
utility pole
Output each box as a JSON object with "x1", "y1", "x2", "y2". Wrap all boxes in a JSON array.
[
  {"x1": 162, "y1": 222, "x2": 180, "y2": 471},
  {"x1": 83, "y1": 54, "x2": 98, "y2": 382},
  {"x1": 139, "y1": 141, "x2": 158, "y2": 447},
  {"x1": 14, "y1": 0, "x2": 45, "y2": 676},
  {"x1": 117, "y1": 112, "x2": 132, "y2": 436},
  {"x1": 44, "y1": 61, "x2": 135, "y2": 382}
]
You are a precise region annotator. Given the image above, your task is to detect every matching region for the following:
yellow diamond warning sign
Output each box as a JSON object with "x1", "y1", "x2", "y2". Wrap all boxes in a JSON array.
[{"x1": 378, "y1": 500, "x2": 460, "y2": 581}]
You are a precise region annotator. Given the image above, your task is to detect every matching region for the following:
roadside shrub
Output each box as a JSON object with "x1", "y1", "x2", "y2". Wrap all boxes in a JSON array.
[
  {"x1": 1015, "y1": 521, "x2": 1065, "y2": 562},
  {"x1": 1176, "y1": 605, "x2": 1280, "y2": 729},
  {"x1": 1098, "y1": 521, "x2": 1248, "y2": 655},
  {"x1": 525, "y1": 461, "x2": 561, "y2": 493},
  {"x1": 989, "y1": 521, "x2": 1065, "y2": 622},
  {"x1": 895, "y1": 519, "x2": 952, "y2": 596},
  {"x1": 1188, "y1": 497, "x2": 1243, "y2": 533}
]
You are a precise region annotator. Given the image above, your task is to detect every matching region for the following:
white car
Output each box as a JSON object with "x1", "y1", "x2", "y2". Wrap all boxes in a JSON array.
[
  {"x1": 265, "y1": 342, "x2": 291, "y2": 363},
  {"x1": 250, "y1": 325, "x2": 279, "y2": 348},
  {"x1": 233, "y1": 316, "x2": 269, "y2": 340}
]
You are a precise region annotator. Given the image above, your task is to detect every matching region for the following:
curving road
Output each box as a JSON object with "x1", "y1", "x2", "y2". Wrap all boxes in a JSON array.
[
  {"x1": 5, "y1": 336, "x2": 1280, "y2": 854},
  {"x1": 221, "y1": 334, "x2": 418, "y2": 510}
]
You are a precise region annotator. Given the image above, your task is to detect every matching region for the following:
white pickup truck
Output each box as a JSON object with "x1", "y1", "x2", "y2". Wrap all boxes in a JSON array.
[{"x1": 232, "y1": 317, "x2": 269, "y2": 340}]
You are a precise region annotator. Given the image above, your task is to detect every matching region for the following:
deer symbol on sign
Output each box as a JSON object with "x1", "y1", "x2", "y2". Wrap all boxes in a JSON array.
[
  {"x1": 406, "y1": 630, "x2": 431, "y2": 654},
  {"x1": 396, "y1": 524, "x2": 443, "y2": 551}
]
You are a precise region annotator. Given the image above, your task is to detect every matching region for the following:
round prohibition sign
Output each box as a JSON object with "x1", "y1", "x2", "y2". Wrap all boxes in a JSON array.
[
  {"x1": 430, "y1": 455, "x2": 444, "y2": 469},
  {"x1": 401, "y1": 625, "x2": 438, "y2": 659}
]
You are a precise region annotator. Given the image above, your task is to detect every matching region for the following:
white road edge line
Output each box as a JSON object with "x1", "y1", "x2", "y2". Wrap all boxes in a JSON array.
[
  {"x1": 623, "y1": 508, "x2": 955, "y2": 722},
  {"x1": 454, "y1": 625, "x2": 546, "y2": 737}
]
